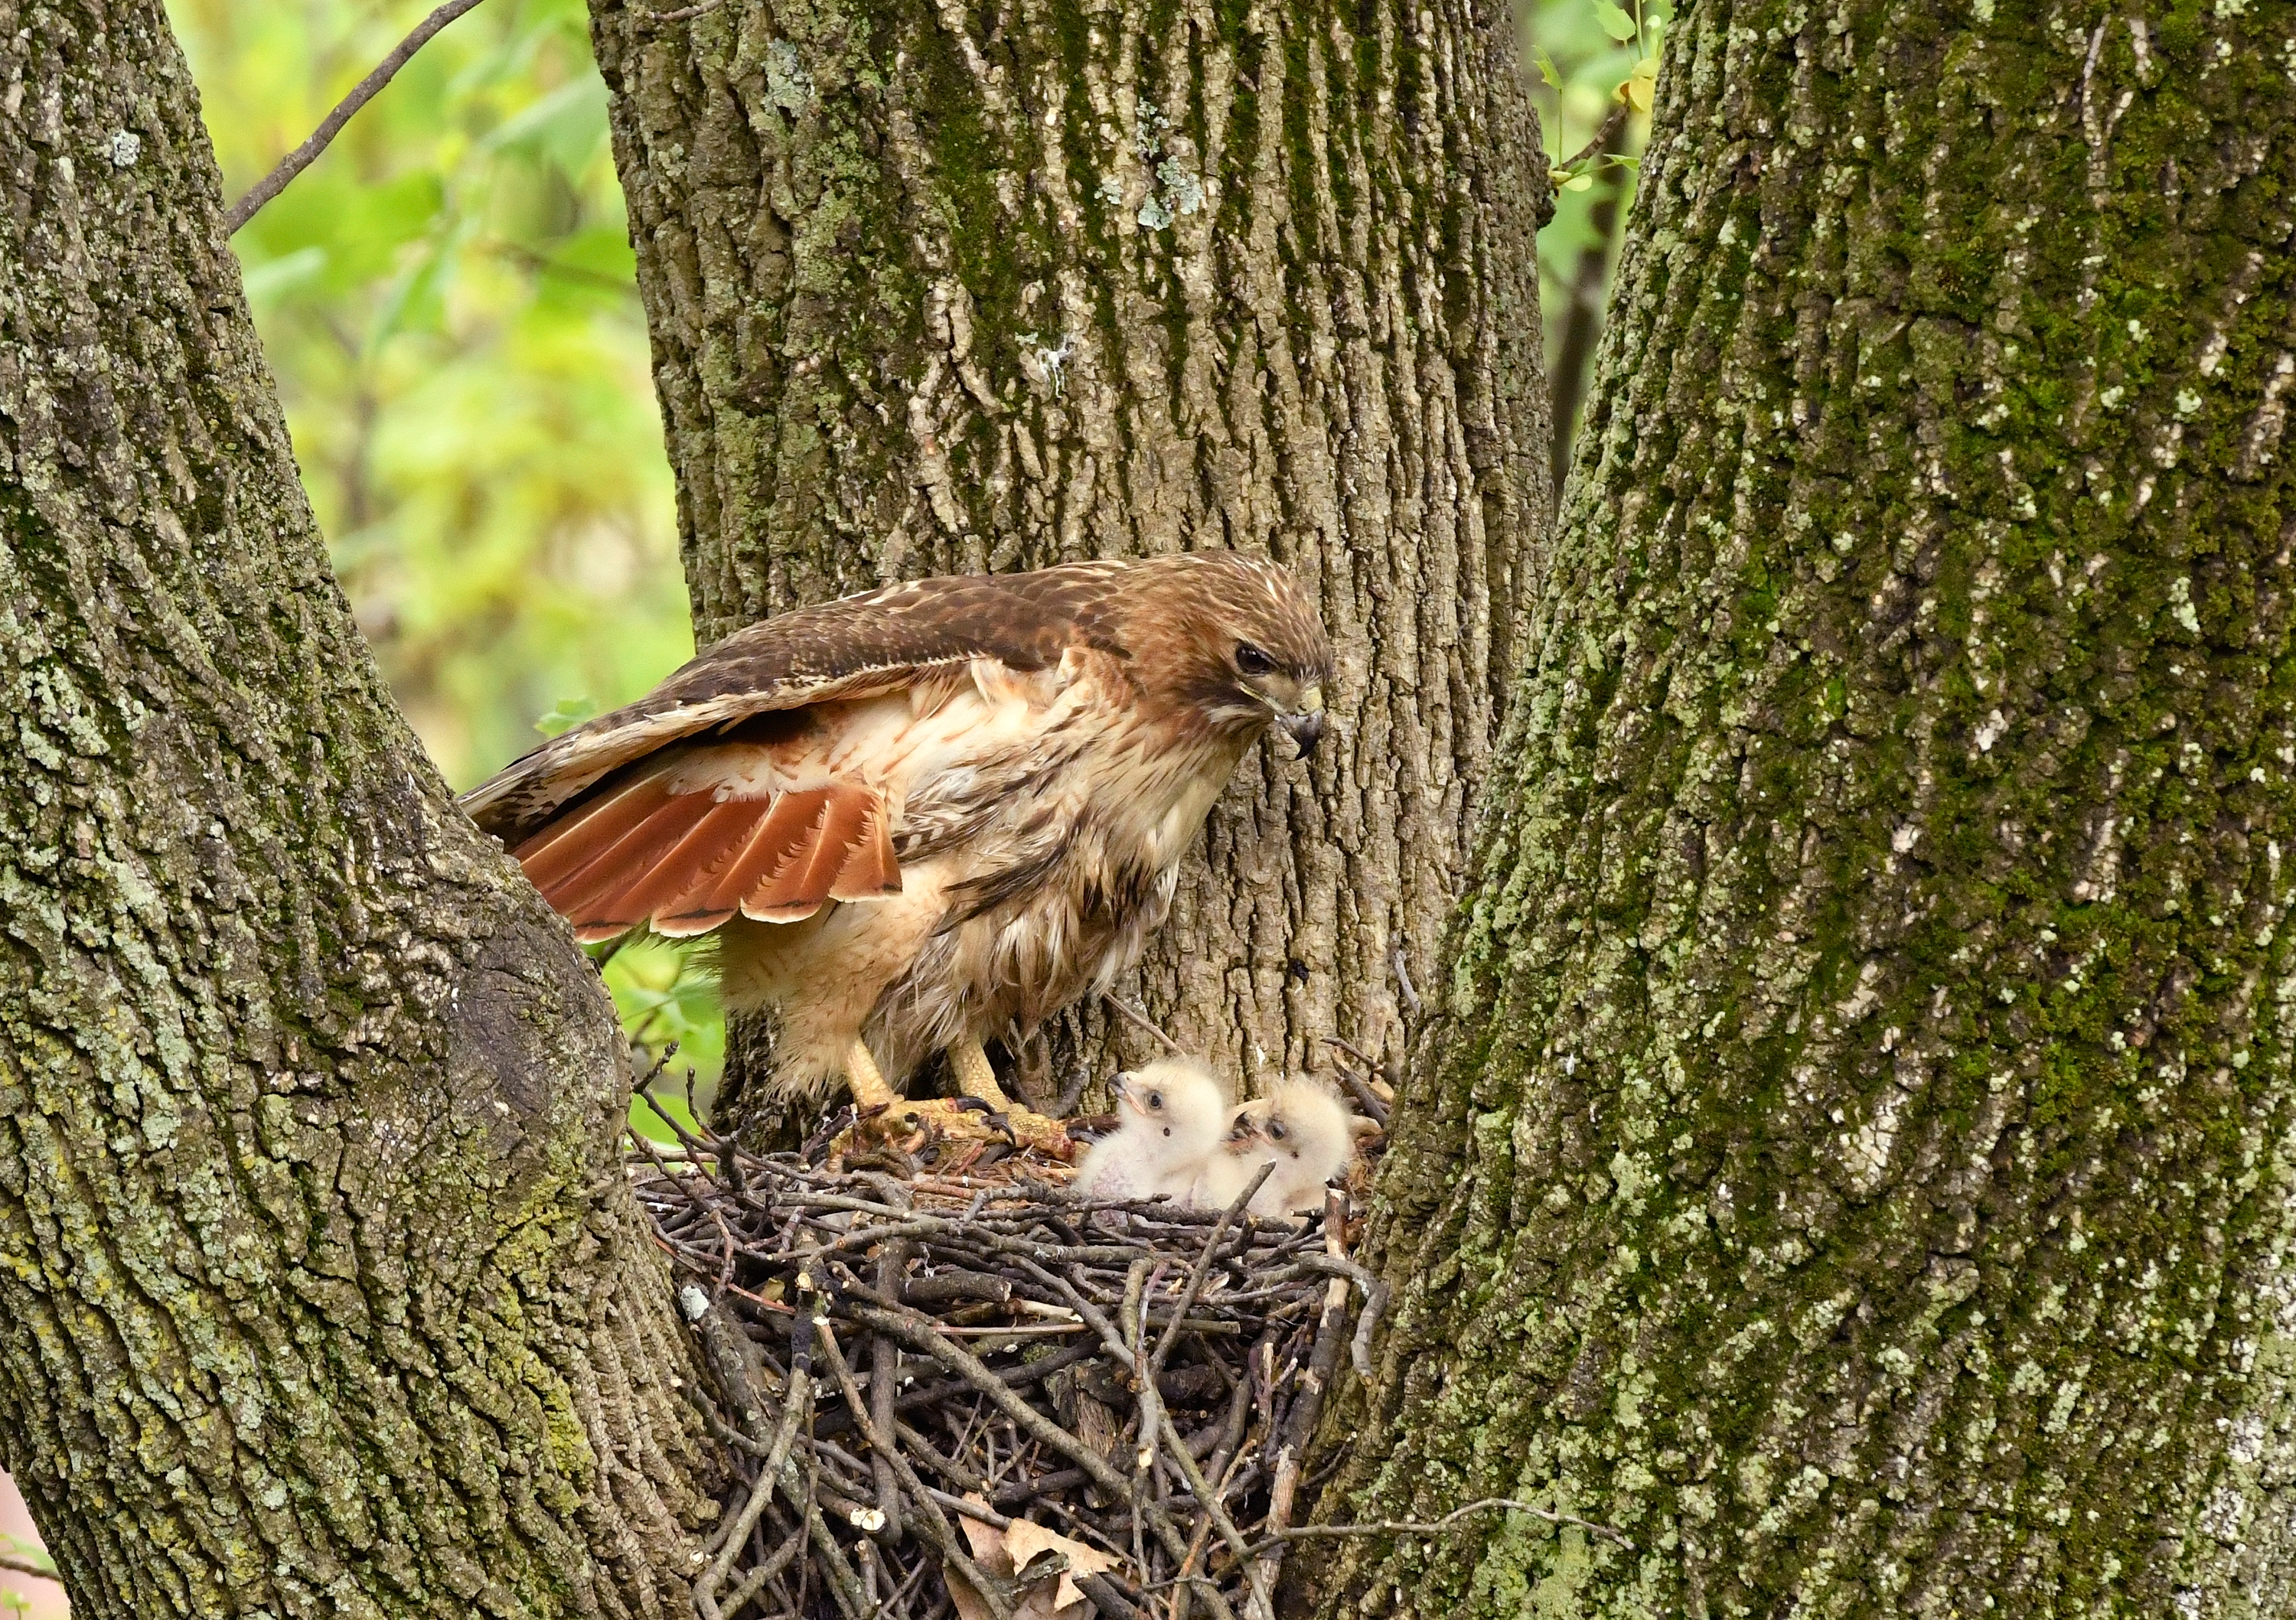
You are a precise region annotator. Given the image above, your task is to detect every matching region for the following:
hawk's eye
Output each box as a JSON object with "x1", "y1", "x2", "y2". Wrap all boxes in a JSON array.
[
  {"x1": 1234, "y1": 643, "x2": 1277, "y2": 676},
  {"x1": 1269, "y1": 1120, "x2": 1289, "y2": 1141},
  {"x1": 1146, "y1": 1091, "x2": 1165, "y2": 1110}
]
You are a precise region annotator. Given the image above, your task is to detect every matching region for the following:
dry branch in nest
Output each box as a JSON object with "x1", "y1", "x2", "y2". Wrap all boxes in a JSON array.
[{"x1": 630, "y1": 1098, "x2": 1392, "y2": 1620}]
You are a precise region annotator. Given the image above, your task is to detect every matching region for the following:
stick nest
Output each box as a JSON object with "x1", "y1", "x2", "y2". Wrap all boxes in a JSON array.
[{"x1": 632, "y1": 1116, "x2": 1385, "y2": 1620}]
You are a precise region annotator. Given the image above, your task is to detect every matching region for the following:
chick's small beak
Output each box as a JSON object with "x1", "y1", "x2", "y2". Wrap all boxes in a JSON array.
[
  {"x1": 1280, "y1": 686, "x2": 1326, "y2": 758},
  {"x1": 1114, "y1": 1076, "x2": 1148, "y2": 1117}
]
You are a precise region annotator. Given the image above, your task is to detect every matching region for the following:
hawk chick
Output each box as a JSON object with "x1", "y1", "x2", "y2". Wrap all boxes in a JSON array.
[
  {"x1": 1072, "y1": 1059, "x2": 1231, "y2": 1203},
  {"x1": 1191, "y1": 1079, "x2": 1358, "y2": 1215}
]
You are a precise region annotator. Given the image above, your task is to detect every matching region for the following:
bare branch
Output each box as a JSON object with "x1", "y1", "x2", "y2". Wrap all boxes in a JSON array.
[{"x1": 225, "y1": 0, "x2": 492, "y2": 233}]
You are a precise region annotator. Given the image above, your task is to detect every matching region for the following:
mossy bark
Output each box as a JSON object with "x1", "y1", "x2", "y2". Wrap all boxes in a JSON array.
[
  {"x1": 1316, "y1": 2, "x2": 2296, "y2": 1616},
  {"x1": 0, "y1": 6, "x2": 713, "y2": 1615},
  {"x1": 587, "y1": 0, "x2": 1550, "y2": 1121}
]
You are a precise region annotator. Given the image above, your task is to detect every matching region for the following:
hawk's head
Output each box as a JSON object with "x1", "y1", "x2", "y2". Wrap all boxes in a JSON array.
[{"x1": 1114, "y1": 552, "x2": 1336, "y2": 755}]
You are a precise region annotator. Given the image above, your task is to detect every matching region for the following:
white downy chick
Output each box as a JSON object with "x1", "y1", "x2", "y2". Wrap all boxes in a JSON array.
[
  {"x1": 1073, "y1": 1059, "x2": 1231, "y2": 1203},
  {"x1": 1191, "y1": 1080, "x2": 1357, "y2": 1216}
]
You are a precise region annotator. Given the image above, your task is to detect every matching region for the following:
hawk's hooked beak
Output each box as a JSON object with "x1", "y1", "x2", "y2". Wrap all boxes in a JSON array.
[
  {"x1": 1279, "y1": 685, "x2": 1326, "y2": 758},
  {"x1": 1114, "y1": 1074, "x2": 1149, "y2": 1118}
]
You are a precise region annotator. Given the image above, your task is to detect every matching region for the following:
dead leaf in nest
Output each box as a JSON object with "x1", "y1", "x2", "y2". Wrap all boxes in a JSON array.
[
  {"x1": 1006, "y1": 1517, "x2": 1120, "y2": 1613},
  {"x1": 948, "y1": 1496, "x2": 1124, "y2": 1620}
]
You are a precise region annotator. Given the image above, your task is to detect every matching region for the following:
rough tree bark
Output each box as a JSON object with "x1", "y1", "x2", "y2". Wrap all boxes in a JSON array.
[
  {"x1": 1315, "y1": 3, "x2": 2296, "y2": 1617},
  {"x1": 0, "y1": 6, "x2": 712, "y2": 1616},
  {"x1": 586, "y1": 0, "x2": 1551, "y2": 1123}
]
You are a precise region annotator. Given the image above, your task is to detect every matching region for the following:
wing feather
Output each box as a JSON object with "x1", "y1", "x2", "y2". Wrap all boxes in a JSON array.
[
  {"x1": 654, "y1": 787, "x2": 835, "y2": 937},
  {"x1": 524, "y1": 783, "x2": 719, "y2": 917},
  {"x1": 513, "y1": 771, "x2": 677, "y2": 893},
  {"x1": 460, "y1": 560, "x2": 1132, "y2": 844},
  {"x1": 507, "y1": 774, "x2": 905, "y2": 944},
  {"x1": 563, "y1": 797, "x2": 762, "y2": 940},
  {"x1": 828, "y1": 798, "x2": 901, "y2": 901}
]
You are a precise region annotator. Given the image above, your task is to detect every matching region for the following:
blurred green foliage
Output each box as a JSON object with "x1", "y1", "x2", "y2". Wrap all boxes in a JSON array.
[
  {"x1": 172, "y1": 0, "x2": 722, "y2": 1116},
  {"x1": 1525, "y1": 0, "x2": 1669, "y2": 398},
  {"x1": 172, "y1": 0, "x2": 691, "y2": 791}
]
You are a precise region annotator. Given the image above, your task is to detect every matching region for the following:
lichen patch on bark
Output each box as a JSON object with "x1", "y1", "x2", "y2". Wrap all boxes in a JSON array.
[
  {"x1": 1318, "y1": 4, "x2": 2296, "y2": 1615},
  {"x1": 0, "y1": 7, "x2": 714, "y2": 1615}
]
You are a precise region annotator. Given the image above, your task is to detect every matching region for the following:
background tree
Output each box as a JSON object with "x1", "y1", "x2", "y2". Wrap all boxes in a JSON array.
[
  {"x1": 0, "y1": 5, "x2": 713, "y2": 1615},
  {"x1": 585, "y1": 0, "x2": 1554, "y2": 1127},
  {"x1": 1316, "y1": 2, "x2": 2296, "y2": 1616}
]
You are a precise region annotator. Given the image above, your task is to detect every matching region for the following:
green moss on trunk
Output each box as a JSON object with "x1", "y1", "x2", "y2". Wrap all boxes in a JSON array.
[
  {"x1": 1318, "y1": 2, "x2": 2296, "y2": 1615},
  {"x1": 0, "y1": 6, "x2": 713, "y2": 1614}
]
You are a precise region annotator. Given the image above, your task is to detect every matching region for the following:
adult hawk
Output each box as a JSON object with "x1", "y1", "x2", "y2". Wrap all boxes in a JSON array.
[{"x1": 461, "y1": 552, "x2": 1332, "y2": 1150}]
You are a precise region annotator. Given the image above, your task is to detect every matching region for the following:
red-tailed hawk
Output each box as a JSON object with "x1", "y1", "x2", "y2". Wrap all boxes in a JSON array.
[{"x1": 461, "y1": 552, "x2": 1332, "y2": 1152}]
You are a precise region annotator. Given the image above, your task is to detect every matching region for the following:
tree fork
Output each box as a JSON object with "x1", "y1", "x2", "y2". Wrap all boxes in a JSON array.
[
  {"x1": 1313, "y1": 2, "x2": 2296, "y2": 1616},
  {"x1": 586, "y1": 0, "x2": 1552, "y2": 1127},
  {"x1": 0, "y1": 6, "x2": 715, "y2": 1615}
]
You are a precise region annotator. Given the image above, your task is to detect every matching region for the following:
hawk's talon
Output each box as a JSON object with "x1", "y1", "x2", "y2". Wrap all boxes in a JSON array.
[{"x1": 830, "y1": 1095, "x2": 1070, "y2": 1161}]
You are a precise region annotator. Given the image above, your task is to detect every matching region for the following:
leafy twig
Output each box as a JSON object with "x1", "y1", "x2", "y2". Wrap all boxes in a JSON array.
[
  {"x1": 0, "y1": 1547, "x2": 57, "y2": 1583},
  {"x1": 226, "y1": 0, "x2": 494, "y2": 233}
]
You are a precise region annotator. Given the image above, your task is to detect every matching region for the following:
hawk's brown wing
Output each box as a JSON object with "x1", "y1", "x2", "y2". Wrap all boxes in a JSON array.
[
  {"x1": 458, "y1": 562, "x2": 1132, "y2": 939},
  {"x1": 461, "y1": 562, "x2": 1130, "y2": 843}
]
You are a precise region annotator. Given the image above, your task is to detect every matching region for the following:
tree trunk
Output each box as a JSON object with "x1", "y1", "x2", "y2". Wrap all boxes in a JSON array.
[
  {"x1": 0, "y1": 7, "x2": 712, "y2": 1616},
  {"x1": 587, "y1": 0, "x2": 1551, "y2": 1123},
  {"x1": 1318, "y1": 3, "x2": 2296, "y2": 1616}
]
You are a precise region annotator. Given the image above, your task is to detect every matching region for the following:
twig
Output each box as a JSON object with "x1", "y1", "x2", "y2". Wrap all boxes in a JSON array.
[
  {"x1": 1156, "y1": 1401, "x2": 1271, "y2": 1619},
  {"x1": 0, "y1": 1547, "x2": 57, "y2": 1583},
  {"x1": 1557, "y1": 103, "x2": 1632, "y2": 174},
  {"x1": 1322, "y1": 1048, "x2": 1392, "y2": 1128},
  {"x1": 691, "y1": 1303, "x2": 815, "y2": 1618},
  {"x1": 815, "y1": 1320, "x2": 1013, "y2": 1620},
  {"x1": 1152, "y1": 1163, "x2": 1271, "y2": 1375},
  {"x1": 872, "y1": 1237, "x2": 910, "y2": 1540},
  {"x1": 1247, "y1": 1496, "x2": 1632, "y2": 1552},
  {"x1": 225, "y1": 0, "x2": 494, "y2": 233},
  {"x1": 1252, "y1": 1189, "x2": 1352, "y2": 1600},
  {"x1": 1104, "y1": 995, "x2": 1187, "y2": 1055},
  {"x1": 1292, "y1": 1251, "x2": 1387, "y2": 1383},
  {"x1": 1391, "y1": 948, "x2": 1423, "y2": 1019}
]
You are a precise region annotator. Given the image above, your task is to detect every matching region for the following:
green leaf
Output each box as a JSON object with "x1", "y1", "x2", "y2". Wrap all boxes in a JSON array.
[
  {"x1": 0, "y1": 1536, "x2": 55, "y2": 1580},
  {"x1": 1531, "y1": 44, "x2": 1563, "y2": 88},
  {"x1": 535, "y1": 695, "x2": 598, "y2": 737},
  {"x1": 1593, "y1": 1, "x2": 1641, "y2": 41},
  {"x1": 1623, "y1": 54, "x2": 1659, "y2": 112}
]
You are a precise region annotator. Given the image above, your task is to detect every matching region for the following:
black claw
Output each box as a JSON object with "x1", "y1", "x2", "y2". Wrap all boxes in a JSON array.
[{"x1": 950, "y1": 1096, "x2": 995, "y2": 1115}]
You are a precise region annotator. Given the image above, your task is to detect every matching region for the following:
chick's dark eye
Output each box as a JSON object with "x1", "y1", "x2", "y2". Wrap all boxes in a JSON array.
[
  {"x1": 1270, "y1": 1122, "x2": 1288, "y2": 1140},
  {"x1": 1234, "y1": 643, "x2": 1277, "y2": 676},
  {"x1": 1146, "y1": 1092, "x2": 1164, "y2": 1110}
]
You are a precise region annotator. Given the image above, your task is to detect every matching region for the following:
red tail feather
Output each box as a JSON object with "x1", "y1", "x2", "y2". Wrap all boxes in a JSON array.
[{"x1": 509, "y1": 765, "x2": 901, "y2": 941}]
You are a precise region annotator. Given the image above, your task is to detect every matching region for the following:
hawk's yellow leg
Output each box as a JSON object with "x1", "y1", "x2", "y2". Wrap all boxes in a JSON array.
[
  {"x1": 837, "y1": 1037, "x2": 1073, "y2": 1160},
  {"x1": 843, "y1": 1038, "x2": 903, "y2": 1111},
  {"x1": 951, "y1": 1039, "x2": 1072, "y2": 1157}
]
